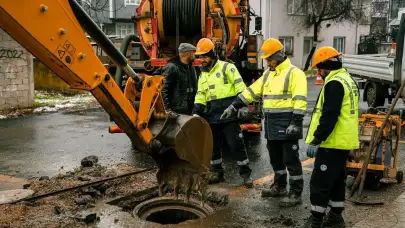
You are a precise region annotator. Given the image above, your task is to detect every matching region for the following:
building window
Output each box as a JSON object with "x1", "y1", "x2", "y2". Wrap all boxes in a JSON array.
[
  {"x1": 125, "y1": 0, "x2": 140, "y2": 5},
  {"x1": 287, "y1": 0, "x2": 306, "y2": 15},
  {"x1": 279, "y1": 36, "x2": 294, "y2": 56},
  {"x1": 390, "y1": 0, "x2": 405, "y2": 19},
  {"x1": 333, "y1": 37, "x2": 346, "y2": 53},
  {"x1": 116, "y1": 23, "x2": 135, "y2": 38}
]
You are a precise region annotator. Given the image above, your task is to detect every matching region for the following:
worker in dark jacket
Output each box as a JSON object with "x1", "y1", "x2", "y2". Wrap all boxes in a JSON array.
[
  {"x1": 192, "y1": 38, "x2": 253, "y2": 188},
  {"x1": 160, "y1": 43, "x2": 198, "y2": 115},
  {"x1": 304, "y1": 46, "x2": 359, "y2": 228}
]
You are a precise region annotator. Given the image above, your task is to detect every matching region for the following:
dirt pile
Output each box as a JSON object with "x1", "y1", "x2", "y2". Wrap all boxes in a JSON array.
[{"x1": 0, "y1": 156, "x2": 157, "y2": 228}]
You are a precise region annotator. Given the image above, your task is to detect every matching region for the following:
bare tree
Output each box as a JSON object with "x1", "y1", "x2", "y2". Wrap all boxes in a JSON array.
[
  {"x1": 289, "y1": 0, "x2": 367, "y2": 71},
  {"x1": 79, "y1": 0, "x2": 125, "y2": 36}
]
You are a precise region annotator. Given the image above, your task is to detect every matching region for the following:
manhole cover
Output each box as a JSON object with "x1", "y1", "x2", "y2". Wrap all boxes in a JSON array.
[{"x1": 133, "y1": 197, "x2": 214, "y2": 225}]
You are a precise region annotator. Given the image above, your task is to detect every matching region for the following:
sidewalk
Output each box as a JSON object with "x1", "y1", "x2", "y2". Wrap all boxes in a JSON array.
[{"x1": 352, "y1": 191, "x2": 405, "y2": 228}]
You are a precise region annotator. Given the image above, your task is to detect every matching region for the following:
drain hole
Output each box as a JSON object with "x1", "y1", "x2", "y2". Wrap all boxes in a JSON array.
[
  {"x1": 146, "y1": 209, "x2": 200, "y2": 224},
  {"x1": 134, "y1": 197, "x2": 214, "y2": 225}
]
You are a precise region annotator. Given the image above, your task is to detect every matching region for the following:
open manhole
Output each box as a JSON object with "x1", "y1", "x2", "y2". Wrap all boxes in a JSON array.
[{"x1": 133, "y1": 197, "x2": 214, "y2": 225}]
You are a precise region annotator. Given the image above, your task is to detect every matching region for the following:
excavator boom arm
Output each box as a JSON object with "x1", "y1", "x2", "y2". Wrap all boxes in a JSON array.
[
  {"x1": 0, "y1": 0, "x2": 213, "y2": 173},
  {"x1": 0, "y1": 0, "x2": 156, "y2": 152}
]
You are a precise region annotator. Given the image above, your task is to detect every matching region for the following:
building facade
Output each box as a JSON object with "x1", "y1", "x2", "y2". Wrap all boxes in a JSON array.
[
  {"x1": 249, "y1": 0, "x2": 373, "y2": 69},
  {"x1": 80, "y1": 0, "x2": 140, "y2": 38}
]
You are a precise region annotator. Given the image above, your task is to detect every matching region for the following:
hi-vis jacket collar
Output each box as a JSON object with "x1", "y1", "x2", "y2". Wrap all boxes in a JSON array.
[
  {"x1": 201, "y1": 59, "x2": 219, "y2": 73},
  {"x1": 273, "y1": 58, "x2": 292, "y2": 75},
  {"x1": 324, "y1": 68, "x2": 348, "y2": 83}
]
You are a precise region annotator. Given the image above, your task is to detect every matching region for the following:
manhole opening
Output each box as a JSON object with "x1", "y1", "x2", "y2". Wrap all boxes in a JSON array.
[
  {"x1": 145, "y1": 208, "x2": 200, "y2": 224},
  {"x1": 133, "y1": 197, "x2": 214, "y2": 225}
]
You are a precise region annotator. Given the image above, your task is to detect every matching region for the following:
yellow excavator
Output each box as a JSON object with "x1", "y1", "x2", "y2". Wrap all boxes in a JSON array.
[{"x1": 0, "y1": 0, "x2": 213, "y2": 195}]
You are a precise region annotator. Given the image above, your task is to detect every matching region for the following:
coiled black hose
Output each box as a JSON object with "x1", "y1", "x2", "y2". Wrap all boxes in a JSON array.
[{"x1": 162, "y1": 0, "x2": 201, "y2": 38}]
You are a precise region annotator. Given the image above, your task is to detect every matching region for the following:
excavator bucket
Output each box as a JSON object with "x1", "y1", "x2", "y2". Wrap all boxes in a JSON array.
[{"x1": 149, "y1": 115, "x2": 213, "y2": 173}]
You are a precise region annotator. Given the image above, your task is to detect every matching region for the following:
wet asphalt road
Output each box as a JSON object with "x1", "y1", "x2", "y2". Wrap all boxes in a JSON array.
[
  {"x1": 2, "y1": 77, "x2": 405, "y2": 227},
  {"x1": 0, "y1": 109, "x2": 156, "y2": 179},
  {"x1": 0, "y1": 78, "x2": 326, "y2": 181}
]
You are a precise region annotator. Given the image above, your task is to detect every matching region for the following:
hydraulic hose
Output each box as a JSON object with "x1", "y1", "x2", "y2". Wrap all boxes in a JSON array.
[
  {"x1": 162, "y1": 0, "x2": 201, "y2": 38},
  {"x1": 68, "y1": 0, "x2": 141, "y2": 84},
  {"x1": 114, "y1": 34, "x2": 141, "y2": 87}
]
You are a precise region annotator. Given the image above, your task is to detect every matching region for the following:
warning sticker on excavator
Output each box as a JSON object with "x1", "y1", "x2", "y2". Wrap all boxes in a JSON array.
[
  {"x1": 57, "y1": 49, "x2": 66, "y2": 59},
  {"x1": 63, "y1": 40, "x2": 76, "y2": 55},
  {"x1": 55, "y1": 45, "x2": 73, "y2": 65}
]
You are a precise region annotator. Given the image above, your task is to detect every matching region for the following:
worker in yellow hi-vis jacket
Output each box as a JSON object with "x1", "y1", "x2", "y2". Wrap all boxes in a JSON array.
[
  {"x1": 192, "y1": 38, "x2": 253, "y2": 188},
  {"x1": 221, "y1": 38, "x2": 307, "y2": 207},
  {"x1": 304, "y1": 46, "x2": 359, "y2": 228}
]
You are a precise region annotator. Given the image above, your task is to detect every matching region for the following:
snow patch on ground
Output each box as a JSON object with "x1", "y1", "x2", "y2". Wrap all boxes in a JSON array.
[
  {"x1": 33, "y1": 91, "x2": 98, "y2": 113},
  {"x1": 0, "y1": 91, "x2": 100, "y2": 118},
  {"x1": 33, "y1": 106, "x2": 58, "y2": 113}
]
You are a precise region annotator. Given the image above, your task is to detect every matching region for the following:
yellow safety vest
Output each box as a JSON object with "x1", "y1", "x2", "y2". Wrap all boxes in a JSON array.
[
  {"x1": 194, "y1": 60, "x2": 246, "y2": 122},
  {"x1": 305, "y1": 68, "x2": 359, "y2": 150},
  {"x1": 195, "y1": 60, "x2": 246, "y2": 104},
  {"x1": 239, "y1": 58, "x2": 307, "y2": 115}
]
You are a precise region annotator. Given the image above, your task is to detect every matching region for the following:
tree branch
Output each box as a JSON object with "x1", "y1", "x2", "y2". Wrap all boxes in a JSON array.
[
  {"x1": 320, "y1": 9, "x2": 348, "y2": 21},
  {"x1": 319, "y1": 0, "x2": 328, "y2": 18}
]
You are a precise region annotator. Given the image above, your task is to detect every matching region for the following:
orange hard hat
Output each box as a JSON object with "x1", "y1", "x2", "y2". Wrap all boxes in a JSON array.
[
  {"x1": 260, "y1": 38, "x2": 284, "y2": 59},
  {"x1": 312, "y1": 46, "x2": 341, "y2": 69},
  {"x1": 195, "y1": 38, "x2": 215, "y2": 55}
]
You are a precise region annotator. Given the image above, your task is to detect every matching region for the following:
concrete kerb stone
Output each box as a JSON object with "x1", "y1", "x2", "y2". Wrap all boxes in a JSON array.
[{"x1": 352, "y1": 191, "x2": 405, "y2": 228}]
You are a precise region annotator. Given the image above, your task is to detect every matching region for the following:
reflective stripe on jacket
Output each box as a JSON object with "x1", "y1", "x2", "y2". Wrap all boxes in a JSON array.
[
  {"x1": 306, "y1": 68, "x2": 360, "y2": 150},
  {"x1": 239, "y1": 58, "x2": 308, "y2": 140},
  {"x1": 195, "y1": 60, "x2": 246, "y2": 123}
]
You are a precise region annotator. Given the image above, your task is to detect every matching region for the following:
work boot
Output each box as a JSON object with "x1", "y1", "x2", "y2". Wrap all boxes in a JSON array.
[
  {"x1": 279, "y1": 192, "x2": 302, "y2": 207},
  {"x1": 208, "y1": 171, "x2": 225, "y2": 184},
  {"x1": 261, "y1": 184, "x2": 287, "y2": 197},
  {"x1": 322, "y1": 211, "x2": 346, "y2": 228},
  {"x1": 243, "y1": 177, "x2": 254, "y2": 188},
  {"x1": 301, "y1": 215, "x2": 324, "y2": 228}
]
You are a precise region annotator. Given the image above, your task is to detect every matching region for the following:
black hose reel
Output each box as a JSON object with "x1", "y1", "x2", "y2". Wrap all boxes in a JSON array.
[{"x1": 162, "y1": 0, "x2": 202, "y2": 38}]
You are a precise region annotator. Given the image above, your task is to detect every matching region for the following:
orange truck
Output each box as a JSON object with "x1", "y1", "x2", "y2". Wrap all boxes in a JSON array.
[{"x1": 110, "y1": 0, "x2": 265, "y2": 134}]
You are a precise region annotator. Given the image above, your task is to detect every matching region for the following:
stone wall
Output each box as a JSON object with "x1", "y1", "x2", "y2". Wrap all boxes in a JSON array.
[{"x1": 0, "y1": 28, "x2": 35, "y2": 110}]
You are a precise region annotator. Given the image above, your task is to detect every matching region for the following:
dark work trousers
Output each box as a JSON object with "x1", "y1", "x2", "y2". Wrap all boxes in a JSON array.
[
  {"x1": 267, "y1": 140, "x2": 303, "y2": 195},
  {"x1": 210, "y1": 121, "x2": 252, "y2": 178},
  {"x1": 310, "y1": 148, "x2": 349, "y2": 216}
]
